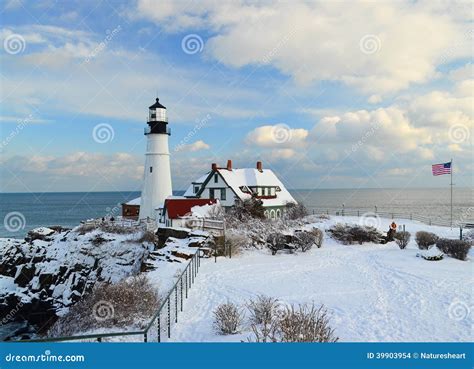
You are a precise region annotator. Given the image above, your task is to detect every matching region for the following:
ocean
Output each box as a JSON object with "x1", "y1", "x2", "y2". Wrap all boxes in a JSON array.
[{"x1": 0, "y1": 188, "x2": 473, "y2": 238}]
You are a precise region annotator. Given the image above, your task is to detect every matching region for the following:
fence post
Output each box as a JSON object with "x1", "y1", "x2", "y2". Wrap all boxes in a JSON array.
[
  {"x1": 167, "y1": 299, "x2": 171, "y2": 339},
  {"x1": 185, "y1": 269, "x2": 188, "y2": 298},
  {"x1": 97, "y1": 337, "x2": 102, "y2": 342},
  {"x1": 180, "y1": 278, "x2": 184, "y2": 311},
  {"x1": 144, "y1": 333, "x2": 147, "y2": 343},
  {"x1": 357, "y1": 210, "x2": 360, "y2": 217},
  {"x1": 158, "y1": 313, "x2": 161, "y2": 343},
  {"x1": 410, "y1": 214, "x2": 412, "y2": 220},
  {"x1": 460, "y1": 227, "x2": 463, "y2": 240},
  {"x1": 175, "y1": 287, "x2": 178, "y2": 323}
]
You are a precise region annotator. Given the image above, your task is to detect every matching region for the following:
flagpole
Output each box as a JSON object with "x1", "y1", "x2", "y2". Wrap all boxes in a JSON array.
[{"x1": 450, "y1": 158, "x2": 453, "y2": 228}]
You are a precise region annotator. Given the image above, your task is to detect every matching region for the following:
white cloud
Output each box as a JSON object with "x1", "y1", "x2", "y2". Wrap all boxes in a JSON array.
[
  {"x1": 246, "y1": 124, "x2": 309, "y2": 148},
  {"x1": 177, "y1": 140, "x2": 210, "y2": 152},
  {"x1": 135, "y1": 0, "x2": 471, "y2": 96}
]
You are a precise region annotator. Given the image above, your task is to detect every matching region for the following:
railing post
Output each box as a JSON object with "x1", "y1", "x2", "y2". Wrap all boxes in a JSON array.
[
  {"x1": 158, "y1": 313, "x2": 161, "y2": 343},
  {"x1": 180, "y1": 278, "x2": 184, "y2": 311},
  {"x1": 460, "y1": 227, "x2": 463, "y2": 240},
  {"x1": 175, "y1": 287, "x2": 178, "y2": 323},
  {"x1": 357, "y1": 210, "x2": 359, "y2": 217},
  {"x1": 185, "y1": 269, "x2": 188, "y2": 298},
  {"x1": 97, "y1": 337, "x2": 102, "y2": 342},
  {"x1": 167, "y1": 298, "x2": 171, "y2": 339},
  {"x1": 144, "y1": 333, "x2": 147, "y2": 343}
]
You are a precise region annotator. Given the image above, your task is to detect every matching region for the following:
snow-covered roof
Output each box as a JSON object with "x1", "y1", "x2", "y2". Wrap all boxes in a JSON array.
[
  {"x1": 184, "y1": 167, "x2": 296, "y2": 206},
  {"x1": 124, "y1": 197, "x2": 141, "y2": 205},
  {"x1": 219, "y1": 168, "x2": 296, "y2": 206}
]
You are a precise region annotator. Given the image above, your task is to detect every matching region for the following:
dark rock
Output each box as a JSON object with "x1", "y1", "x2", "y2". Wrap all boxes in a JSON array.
[
  {"x1": 156, "y1": 227, "x2": 190, "y2": 247},
  {"x1": 14, "y1": 264, "x2": 36, "y2": 287}
]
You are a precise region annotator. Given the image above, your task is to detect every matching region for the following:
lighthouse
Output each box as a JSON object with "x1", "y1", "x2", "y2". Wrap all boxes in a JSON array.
[{"x1": 139, "y1": 98, "x2": 173, "y2": 220}]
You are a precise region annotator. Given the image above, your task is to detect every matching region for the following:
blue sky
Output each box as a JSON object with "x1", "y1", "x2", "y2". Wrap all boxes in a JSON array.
[{"x1": 0, "y1": 0, "x2": 472, "y2": 193}]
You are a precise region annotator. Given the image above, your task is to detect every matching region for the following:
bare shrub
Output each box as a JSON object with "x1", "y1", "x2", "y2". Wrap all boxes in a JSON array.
[
  {"x1": 415, "y1": 231, "x2": 439, "y2": 250},
  {"x1": 293, "y1": 231, "x2": 317, "y2": 252},
  {"x1": 276, "y1": 304, "x2": 338, "y2": 343},
  {"x1": 48, "y1": 275, "x2": 159, "y2": 337},
  {"x1": 463, "y1": 230, "x2": 474, "y2": 244},
  {"x1": 308, "y1": 228, "x2": 323, "y2": 248},
  {"x1": 247, "y1": 302, "x2": 338, "y2": 343},
  {"x1": 76, "y1": 223, "x2": 98, "y2": 235},
  {"x1": 328, "y1": 224, "x2": 384, "y2": 245},
  {"x1": 284, "y1": 202, "x2": 308, "y2": 220},
  {"x1": 225, "y1": 232, "x2": 248, "y2": 256},
  {"x1": 436, "y1": 238, "x2": 471, "y2": 261},
  {"x1": 394, "y1": 231, "x2": 411, "y2": 249},
  {"x1": 266, "y1": 232, "x2": 291, "y2": 255},
  {"x1": 213, "y1": 303, "x2": 244, "y2": 335},
  {"x1": 207, "y1": 204, "x2": 224, "y2": 220}
]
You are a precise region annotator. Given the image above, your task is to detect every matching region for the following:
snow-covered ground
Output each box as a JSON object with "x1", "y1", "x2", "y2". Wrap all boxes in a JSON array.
[{"x1": 169, "y1": 216, "x2": 472, "y2": 342}]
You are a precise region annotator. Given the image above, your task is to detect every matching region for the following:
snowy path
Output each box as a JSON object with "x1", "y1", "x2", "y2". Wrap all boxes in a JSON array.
[{"x1": 169, "y1": 219, "x2": 472, "y2": 342}]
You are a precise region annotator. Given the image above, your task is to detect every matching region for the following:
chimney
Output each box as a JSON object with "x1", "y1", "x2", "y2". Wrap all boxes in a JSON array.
[
  {"x1": 256, "y1": 161, "x2": 263, "y2": 172},
  {"x1": 226, "y1": 159, "x2": 232, "y2": 171},
  {"x1": 212, "y1": 163, "x2": 217, "y2": 172}
]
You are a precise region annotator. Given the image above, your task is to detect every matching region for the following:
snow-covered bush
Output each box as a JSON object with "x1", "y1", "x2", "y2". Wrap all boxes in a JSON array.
[
  {"x1": 436, "y1": 239, "x2": 471, "y2": 261},
  {"x1": 99, "y1": 223, "x2": 138, "y2": 235},
  {"x1": 293, "y1": 231, "x2": 317, "y2": 252},
  {"x1": 48, "y1": 276, "x2": 159, "y2": 337},
  {"x1": 277, "y1": 304, "x2": 338, "y2": 342},
  {"x1": 76, "y1": 223, "x2": 98, "y2": 235},
  {"x1": 309, "y1": 228, "x2": 323, "y2": 248},
  {"x1": 328, "y1": 224, "x2": 384, "y2": 245},
  {"x1": 137, "y1": 230, "x2": 156, "y2": 244},
  {"x1": 284, "y1": 202, "x2": 308, "y2": 220},
  {"x1": 229, "y1": 195, "x2": 265, "y2": 220},
  {"x1": 225, "y1": 232, "x2": 248, "y2": 256},
  {"x1": 415, "y1": 231, "x2": 439, "y2": 250},
  {"x1": 463, "y1": 230, "x2": 474, "y2": 244},
  {"x1": 394, "y1": 231, "x2": 411, "y2": 249},
  {"x1": 247, "y1": 295, "x2": 279, "y2": 326},
  {"x1": 266, "y1": 232, "x2": 292, "y2": 255},
  {"x1": 213, "y1": 303, "x2": 244, "y2": 335}
]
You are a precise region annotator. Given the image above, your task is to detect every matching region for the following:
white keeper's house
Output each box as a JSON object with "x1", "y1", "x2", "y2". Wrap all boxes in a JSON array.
[{"x1": 183, "y1": 160, "x2": 297, "y2": 220}]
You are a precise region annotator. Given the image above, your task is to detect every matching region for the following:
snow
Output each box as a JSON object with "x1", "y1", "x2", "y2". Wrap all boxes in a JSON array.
[
  {"x1": 29, "y1": 227, "x2": 55, "y2": 236},
  {"x1": 125, "y1": 197, "x2": 141, "y2": 205},
  {"x1": 168, "y1": 216, "x2": 472, "y2": 342},
  {"x1": 190, "y1": 202, "x2": 220, "y2": 218}
]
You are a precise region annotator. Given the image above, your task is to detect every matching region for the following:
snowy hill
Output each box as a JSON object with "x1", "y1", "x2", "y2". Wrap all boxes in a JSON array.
[{"x1": 168, "y1": 216, "x2": 472, "y2": 342}]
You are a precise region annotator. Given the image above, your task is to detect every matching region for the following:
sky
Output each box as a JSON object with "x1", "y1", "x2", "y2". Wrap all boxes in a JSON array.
[{"x1": 0, "y1": 0, "x2": 472, "y2": 193}]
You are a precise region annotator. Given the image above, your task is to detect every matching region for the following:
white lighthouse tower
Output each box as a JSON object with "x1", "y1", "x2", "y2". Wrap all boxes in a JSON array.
[{"x1": 139, "y1": 98, "x2": 172, "y2": 220}]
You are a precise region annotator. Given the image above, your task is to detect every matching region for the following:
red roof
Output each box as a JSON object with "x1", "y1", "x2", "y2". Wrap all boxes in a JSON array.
[{"x1": 164, "y1": 198, "x2": 217, "y2": 219}]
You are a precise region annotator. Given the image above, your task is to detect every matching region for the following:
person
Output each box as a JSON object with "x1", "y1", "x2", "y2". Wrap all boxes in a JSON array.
[{"x1": 385, "y1": 221, "x2": 397, "y2": 242}]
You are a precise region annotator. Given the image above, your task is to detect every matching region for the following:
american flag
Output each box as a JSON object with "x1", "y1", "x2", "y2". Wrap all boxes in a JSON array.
[{"x1": 432, "y1": 162, "x2": 452, "y2": 176}]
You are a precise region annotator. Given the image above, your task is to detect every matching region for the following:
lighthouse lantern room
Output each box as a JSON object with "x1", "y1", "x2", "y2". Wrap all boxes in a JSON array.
[{"x1": 139, "y1": 98, "x2": 173, "y2": 220}]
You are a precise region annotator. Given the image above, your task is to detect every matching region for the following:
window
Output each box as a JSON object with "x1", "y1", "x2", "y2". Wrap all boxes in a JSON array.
[
  {"x1": 270, "y1": 209, "x2": 276, "y2": 219},
  {"x1": 194, "y1": 186, "x2": 199, "y2": 194},
  {"x1": 276, "y1": 209, "x2": 281, "y2": 218},
  {"x1": 149, "y1": 166, "x2": 153, "y2": 173},
  {"x1": 214, "y1": 173, "x2": 218, "y2": 183},
  {"x1": 271, "y1": 187, "x2": 276, "y2": 196},
  {"x1": 221, "y1": 188, "x2": 226, "y2": 201},
  {"x1": 257, "y1": 187, "x2": 262, "y2": 196},
  {"x1": 264, "y1": 187, "x2": 268, "y2": 196},
  {"x1": 209, "y1": 188, "x2": 215, "y2": 199}
]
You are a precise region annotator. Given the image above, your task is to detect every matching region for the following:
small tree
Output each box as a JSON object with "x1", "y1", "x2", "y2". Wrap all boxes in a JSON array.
[
  {"x1": 415, "y1": 231, "x2": 439, "y2": 250},
  {"x1": 213, "y1": 303, "x2": 244, "y2": 335},
  {"x1": 394, "y1": 231, "x2": 411, "y2": 249},
  {"x1": 293, "y1": 231, "x2": 316, "y2": 252},
  {"x1": 231, "y1": 195, "x2": 265, "y2": 220}
]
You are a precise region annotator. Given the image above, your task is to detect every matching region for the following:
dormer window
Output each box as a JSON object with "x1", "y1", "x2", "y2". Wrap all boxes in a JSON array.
[{"x1": 194, "y1": 186, "x2": 199, "y2": 194}]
